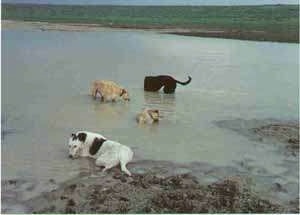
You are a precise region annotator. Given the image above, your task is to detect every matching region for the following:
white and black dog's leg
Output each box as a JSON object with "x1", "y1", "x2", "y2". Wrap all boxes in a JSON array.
[
  {"x1": 119, "y1": 146, "x2": 134, "y2": 176},
  {"x1": 120, "y1": 161, "x2": 132, "y2": 176},
  {"x1": 95, "y1": 152, "x2": 119, "y2": 173}
]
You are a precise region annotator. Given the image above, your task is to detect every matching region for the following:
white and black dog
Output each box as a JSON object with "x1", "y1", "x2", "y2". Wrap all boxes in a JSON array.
[{"x1": 68, "y1": 131, "x2": 133, "y2": 176}]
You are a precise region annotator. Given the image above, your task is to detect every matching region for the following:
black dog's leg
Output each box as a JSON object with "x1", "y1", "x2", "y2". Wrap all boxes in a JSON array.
[
  {"x1": 163, "y1": 81, "x2": 176, "y2": 94},
  {"x1": 163, "y1": 86, "x2": 176, "y2": 94}
]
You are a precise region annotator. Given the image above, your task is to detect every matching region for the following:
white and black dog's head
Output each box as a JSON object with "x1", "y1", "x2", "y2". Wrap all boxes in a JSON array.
[
  {"x1": 68, "y1": 131, "x2": 106, "y2": 158},
  {"x1": 68, "y1": 133, "x2": 86, "y2": 158}
]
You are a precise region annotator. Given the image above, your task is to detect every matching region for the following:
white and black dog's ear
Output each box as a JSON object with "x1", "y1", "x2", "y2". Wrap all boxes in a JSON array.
[
  {"x1": 89, "y1": 138, "x2": 106, "y2": 155},
  {"x1": 71, "y1": 133, "x2": 76, "y2": 141}
]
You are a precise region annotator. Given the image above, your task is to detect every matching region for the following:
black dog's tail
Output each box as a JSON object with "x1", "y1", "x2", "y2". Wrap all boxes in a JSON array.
[{"x1": 175, "y1": 76, "x2": 192, "y2": 85}]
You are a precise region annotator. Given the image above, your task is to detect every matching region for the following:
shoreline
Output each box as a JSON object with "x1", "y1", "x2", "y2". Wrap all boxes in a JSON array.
[
  {"x1": 2, "y1": 20, "x2": 298, "y2": 43},
  {"x1": 2, "y1": 160, "x2": 299, "y2": 213},
  {"x1": 1, "y1": 119, "x2": 299, "y2": 213}
]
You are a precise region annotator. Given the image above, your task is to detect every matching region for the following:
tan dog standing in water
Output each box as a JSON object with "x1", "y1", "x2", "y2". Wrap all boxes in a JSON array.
[
  {"x1": 90, "y1": 80, "x2": 130, "y2": 102},
  {"x1": 136, "y1": 108, "x2": 160, "y2": 124}
]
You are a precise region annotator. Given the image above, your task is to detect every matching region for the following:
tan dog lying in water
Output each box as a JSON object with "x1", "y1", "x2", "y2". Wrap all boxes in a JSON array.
[
  {"x1": 136, "y1": 108, "x2": 160, "y2": 124},
  {"x1": 90, "y1": 80, "x2": 130, "y2": 102}
]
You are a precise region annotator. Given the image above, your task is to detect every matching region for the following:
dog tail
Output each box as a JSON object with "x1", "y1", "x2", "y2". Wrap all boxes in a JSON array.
[{"x1": 175, "y1": 76, "x2": 192, "y2": 85}]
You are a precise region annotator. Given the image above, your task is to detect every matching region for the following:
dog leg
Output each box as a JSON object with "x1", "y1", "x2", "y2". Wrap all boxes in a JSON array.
[
  {"x1": 163, "y1": 86, "x2": 176, "y2": 94},
  {"x1": 94, "y1": 89, "x2": 99, "y2": 100},
  {"x1": 119, "y1": 146, "x2": 133, "y2": 176},
  {"x1": 120, "y1": 163, "x2": 132, "y2": 176},
  {"x1": 102, "y1": 166, "x2": 112, "y2": 173},
  {"x1": 102, "y1": 161, "x2": 119, "y2": 173},
  {"x1": 94, "y1": 89, "x2": 105, "y2": 101},
  {"x1": 96, "y1": 154, "x2": 119, "y2": 173},
  {"x1": 95, "y1": 157, "x2": 105, "y2": 167}
]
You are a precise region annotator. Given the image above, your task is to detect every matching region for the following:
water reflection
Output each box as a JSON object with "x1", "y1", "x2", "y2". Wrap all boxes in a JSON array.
[
  {"x1": 143, "y1": 91, "x2": 176, "y2": 117},
  {"x1": 91, "y1": 100, "x2": 130, "y2": 121}
]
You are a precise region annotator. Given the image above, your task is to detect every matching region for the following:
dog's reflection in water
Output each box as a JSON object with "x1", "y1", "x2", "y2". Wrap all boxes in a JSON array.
[{"x1": 91, "y1": 102, "x2": 129, "y2": 125}]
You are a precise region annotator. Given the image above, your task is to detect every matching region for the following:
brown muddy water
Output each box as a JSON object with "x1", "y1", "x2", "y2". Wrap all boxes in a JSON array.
[{"x1": 1, "y1": 26, "x2": 299, "y2": 212}]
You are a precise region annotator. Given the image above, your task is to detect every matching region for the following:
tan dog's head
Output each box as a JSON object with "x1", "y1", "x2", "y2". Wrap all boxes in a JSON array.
[
  {"x1": 147, "y1": 109, "x2": 160, "y2": 122},
  {"x1": 120, "y1": 89, "x2": 130, "y2": 101}
]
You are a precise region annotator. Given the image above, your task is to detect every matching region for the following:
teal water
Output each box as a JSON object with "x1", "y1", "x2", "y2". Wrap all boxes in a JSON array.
[{"x1": 1, "y1": 28, "x2": 299, "y2": 199}]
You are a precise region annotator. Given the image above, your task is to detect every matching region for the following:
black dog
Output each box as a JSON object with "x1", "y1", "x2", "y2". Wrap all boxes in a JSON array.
[{"x1": 144, "y1": 75, "x2": 192, "y2": 94}]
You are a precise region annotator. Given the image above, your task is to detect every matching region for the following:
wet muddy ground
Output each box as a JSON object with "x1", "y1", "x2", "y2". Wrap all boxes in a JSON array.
[
  {"x1": 215, "y1": 119, "x2": 299, "y2": 155},
  {"x1": 3, "y1": 169, "x2": 299, "y2": 213},
  {"x1": 2, "y1": 120, "x2": 299, "y2": 213}
]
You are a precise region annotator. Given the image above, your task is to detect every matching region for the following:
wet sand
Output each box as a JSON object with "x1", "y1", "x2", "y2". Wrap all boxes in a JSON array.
[{"x1": 2, "y1": 164, "x2": 298, "y2": 213}]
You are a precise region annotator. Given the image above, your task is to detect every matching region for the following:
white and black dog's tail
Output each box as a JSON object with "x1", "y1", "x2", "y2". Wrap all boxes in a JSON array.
[{"x1": 175, "y1": 76, "x2": 192, "y2": 85}]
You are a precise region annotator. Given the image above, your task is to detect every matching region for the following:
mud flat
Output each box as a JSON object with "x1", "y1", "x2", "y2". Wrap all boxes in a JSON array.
[
  {"x1": 215, "y1": 118, "x2": 299, "y2": 155},
  {"x1": 2, "y1": 119, "x2": 299, "y2": 213},
  {"x1": 25, "y1": 174, "x2": 291, "y2": 213},
  {"x1": 2, "y1": 159, "x2": 299, "y2": 214},
  {"x1": 2, "y1": 117, "x2": 298, "y2": 213}
]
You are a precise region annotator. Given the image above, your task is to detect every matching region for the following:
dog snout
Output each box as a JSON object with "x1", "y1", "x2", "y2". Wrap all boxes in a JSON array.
[{"x1": 69, "y1": 154, "x2": 73, "y2": 159}]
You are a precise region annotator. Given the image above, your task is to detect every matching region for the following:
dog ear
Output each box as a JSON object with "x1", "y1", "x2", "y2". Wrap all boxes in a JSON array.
[
  {"x1": 120, "y1": 89, "x2": 126, "y2": 96},
  {"x1": 77, "y1": 132, "x2": 87, "y2": 143},
  {"x1": 89, "y1": 138, "x2": 106, "y2": 155},
  {"x1": 71, "y1": 133, "x2": 77, "y2": 141}
]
